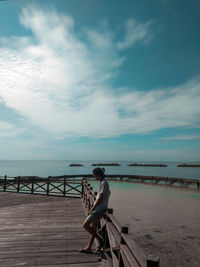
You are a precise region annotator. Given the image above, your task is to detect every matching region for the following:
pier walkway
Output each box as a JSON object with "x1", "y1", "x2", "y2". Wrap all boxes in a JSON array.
[
  {"x1": 0, "y1": 192, "x2": 101, "y2": 267},
  {"x1": 0, "y1": 175, "x2": 160, "y2": 267}
]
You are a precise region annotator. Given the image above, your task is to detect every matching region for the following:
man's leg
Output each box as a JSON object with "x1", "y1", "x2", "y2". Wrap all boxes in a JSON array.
[
  {"x1": 85, "y1": 221, "x2": 99, "y2": 250},
  {"x1": 83, "y1": 219, "x2": 103, "y2": 248}
]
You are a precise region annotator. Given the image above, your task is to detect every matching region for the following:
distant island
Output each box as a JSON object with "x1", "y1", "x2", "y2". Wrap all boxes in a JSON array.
[
  {"x1": 177, "y1": 163, "x2": 200, "y2": 167},
  {"x1": 127, "y1": 163, "x2": 168, "y2": 167},
  {"x1": 91, "y1": 163, "x2": 121, "y2": 166},
  {"x1": 69, "y1": 163, "x2": 84, "y2": 167}
]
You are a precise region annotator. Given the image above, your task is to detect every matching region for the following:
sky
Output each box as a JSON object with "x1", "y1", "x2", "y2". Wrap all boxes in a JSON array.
[{"x1": 0, "y1": 0, "x2": 200, "y2": 161}]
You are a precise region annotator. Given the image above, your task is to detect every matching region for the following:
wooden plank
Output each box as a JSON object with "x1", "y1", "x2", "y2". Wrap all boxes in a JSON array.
[
  {"x1": 0, "y1": 192, "x2": 101, "y2": 266},
  {"x1": 120, "y1": 244, "x2": 140, "y2": 267},
  {"x1": 111, "y1": 251, "x2": 120, "y2": 267},
  {"x1": 107, "y1": 214, "x2": 122, "y2": 234},
  {"x1": 107, "y1": 222, "x2": 121, "y2": 248},
  {"x1": 105, "y1": 251, "x2": 114, "y2": 267},
  {"x1": 0, "y1": 254, "x2": 100, "y2": 266},
  {"x1": 121, "y1": 233, "x2": 146, "y2": 267}
]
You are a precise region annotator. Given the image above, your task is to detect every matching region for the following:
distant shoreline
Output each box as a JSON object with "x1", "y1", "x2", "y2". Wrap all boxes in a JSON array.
[
  {"x1": 127, "y1": 163, "x2": 168, "y2": 167},
  {"x1": 177, "y1": 163, "x2": 200, "y2": 167},
  {"x1": 91, "y1": 163, "x2": 121, "y2": 166},
  {"x1": 66, "y1": 162, "x2": 200, "y2": 168}
]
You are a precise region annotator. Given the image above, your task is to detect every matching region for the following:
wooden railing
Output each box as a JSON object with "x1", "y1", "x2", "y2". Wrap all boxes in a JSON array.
[
  {"x1": 0, "y1": 173, "x2": 199, "y2": 194},
  {"x1": 82, "y1": 179, "x2": 159, "y2": 267},
  {"x1": 0, "y1": 175, "x2": 82, "y2": 197}
]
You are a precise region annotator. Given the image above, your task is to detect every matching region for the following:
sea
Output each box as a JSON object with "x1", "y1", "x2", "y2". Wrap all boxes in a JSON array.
[{"x1": 0, "y1": 160, "x2": 199, "y2": 179}]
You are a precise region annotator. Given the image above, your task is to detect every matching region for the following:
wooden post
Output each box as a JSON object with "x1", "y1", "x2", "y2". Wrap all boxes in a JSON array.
[
  {"x1": 83, "y1": 180, "x2": 86, "y2": 201},
  {"x1": 107, "y1": 208, "x2": 113, "y2": 214},
  {"x1": 87, "y1": 184, "x2": 90, "y2": 209},
  {"x1": 64, "y1": 177, "x2": 67, "y2": 197},
  {"x1": 31, "y1": 178, "x2": 34, "y2": 194},
  {"x1": 85, "y1": 181, "x2": 88, "y2": 202},
  {"x1": 47, "y1": 176, "x2": 50, "y2": 196},
  {"x1": 4, "y1": 175, "x2": 7, "y2": 192},
  {"x1": 147, "y1": 255, "x2": 159, "y2": 267},
  {"x1": 81, "y1": 178, "x2": 84, "y2": 197},
  {"x1": 17, "y1": 176, "x2": 20, "y2": 193},
  {"x1": 180, "y1": 179, "x2": 183, "y2": 188},
  {"x1": 121, "y1": 226, "x2": 128, "y2": 234},
  {"x1": 89, "y1": 186, "x2": 93, "y2": 205}
]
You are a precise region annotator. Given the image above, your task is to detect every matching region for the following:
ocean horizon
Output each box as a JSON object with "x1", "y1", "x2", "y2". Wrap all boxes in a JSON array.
[{"x1": 0, "y1": 160, "x2": 199, "y2": 179}]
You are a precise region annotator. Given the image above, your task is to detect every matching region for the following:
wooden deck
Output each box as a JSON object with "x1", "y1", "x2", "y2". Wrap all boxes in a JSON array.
[{"x1": 0, "y1": 192, "x2": 102, "y2": 267}]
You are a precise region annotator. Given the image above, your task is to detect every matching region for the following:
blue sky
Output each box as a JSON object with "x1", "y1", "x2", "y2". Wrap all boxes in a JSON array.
[{"x1": 0, "y1": 0, "x2": 200, "y2": 160}]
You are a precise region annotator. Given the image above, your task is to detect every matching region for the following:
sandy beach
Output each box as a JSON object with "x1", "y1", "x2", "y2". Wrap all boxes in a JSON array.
[{"x1": 104, "y1": 182, "x2": 200, "y2": 267}]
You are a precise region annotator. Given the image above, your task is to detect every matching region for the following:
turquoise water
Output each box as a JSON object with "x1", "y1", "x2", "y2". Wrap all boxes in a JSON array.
[
  {"x1": 90, "y1": 181, "x2": 200, "y2": 201},
  {"x1": 0, "y1": 160, "x2": 199, "y2": 179}
]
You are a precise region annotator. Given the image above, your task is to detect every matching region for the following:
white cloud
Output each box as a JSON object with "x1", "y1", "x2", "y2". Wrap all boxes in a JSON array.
[
  {"x1": 0, "y1": 121, "x2": 25, "y2": 137},
  {"x1": 0, "y1": 6, "x2": 200, "y2": 140},
  {"x1": 163, "y1": 135, "x2": 200, "y2": 141},
  {"x1": 117, "y1": 18, "x2": 153, "y2": 50}
]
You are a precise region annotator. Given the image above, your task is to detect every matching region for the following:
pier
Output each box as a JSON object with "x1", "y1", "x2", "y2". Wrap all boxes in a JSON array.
[
  {"x1": 2, "y1": 172, "x2": 199, "y2": 266},
  {"x1": 0, "y1": 175, "x2": 161, "y2": 266},
  {"x1": 0, "y1": 192, "x2": 101, "y2": 266}
]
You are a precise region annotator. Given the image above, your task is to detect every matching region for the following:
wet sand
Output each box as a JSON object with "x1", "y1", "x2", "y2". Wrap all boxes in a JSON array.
[{"x1": 107, "y1": 182, "x2": 200, "y2": 267}]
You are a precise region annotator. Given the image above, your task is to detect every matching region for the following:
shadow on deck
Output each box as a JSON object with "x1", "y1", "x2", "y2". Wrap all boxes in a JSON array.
[{"x1": 0, "y1": 192, "x2": 102, "y2": 267}]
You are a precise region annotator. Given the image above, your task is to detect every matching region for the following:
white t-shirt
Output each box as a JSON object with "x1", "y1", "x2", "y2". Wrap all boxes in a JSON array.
[{"x1": 94, "y1": 179, "x2": 110, "y2": 212}]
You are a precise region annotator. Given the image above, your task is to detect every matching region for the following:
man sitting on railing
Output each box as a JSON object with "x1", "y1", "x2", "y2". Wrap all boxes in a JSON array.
[{"x1": 79, "y1": 167, "x2": 110, "y2": 253}]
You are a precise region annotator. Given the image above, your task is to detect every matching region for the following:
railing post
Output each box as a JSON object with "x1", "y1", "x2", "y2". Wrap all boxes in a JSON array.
[
  {"x1": 81, "y1": 178, "x2": 84, "y2": 197},
  {"x1": 84, "y1": 181, "x2": 88, "y2": 208},
  {"x1": 121, "y1": 226, "x2": 128, "y2": 234},
  {"x1": 147, "y1": 255, "x2": 160, "y2": 267},
  {"x1": 64, "y1": 177, "x2": 67, "y2": 197},
  {"x1": 90, "y1": 186, "x2": 93, "y2": 206},
  {"x1": 47, "y1": 176, "x2": 50, "y2": 196},
  {"x1": 107, "y1": 208, "x2": 113, "y2": 214},
  {"x1": 31, "y1": 177, "x2": 34, "y2": 194},
  {"x1": 4, "y1": 175, "x2": 7, "y2": 192},
  {"x1": 17, "y1": 176, "x2": 20, "y2": 193},
  {"x1": 87, "y1": 184, "x2": 90, "y2": 209},
  {"x1": 83, "y1": 180, "x2": 86, "y2": 201},
  {"x1": 181, "y1": 179, "x2": 183, "y2": 188}
]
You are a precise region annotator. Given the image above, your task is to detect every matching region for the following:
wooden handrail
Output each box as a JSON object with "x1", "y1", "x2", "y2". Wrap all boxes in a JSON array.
[
  {"x1": 81, "y1": 178, "x2": 159, "y2": 267},
  {"x1": 0, "y1": 176, "x2": 83, "y2": 197}
]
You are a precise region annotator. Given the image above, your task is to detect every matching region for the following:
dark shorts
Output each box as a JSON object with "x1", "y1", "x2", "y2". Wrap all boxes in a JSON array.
[{"x1": 86, "y1": 209, "x2": 106, "y2": 224}]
